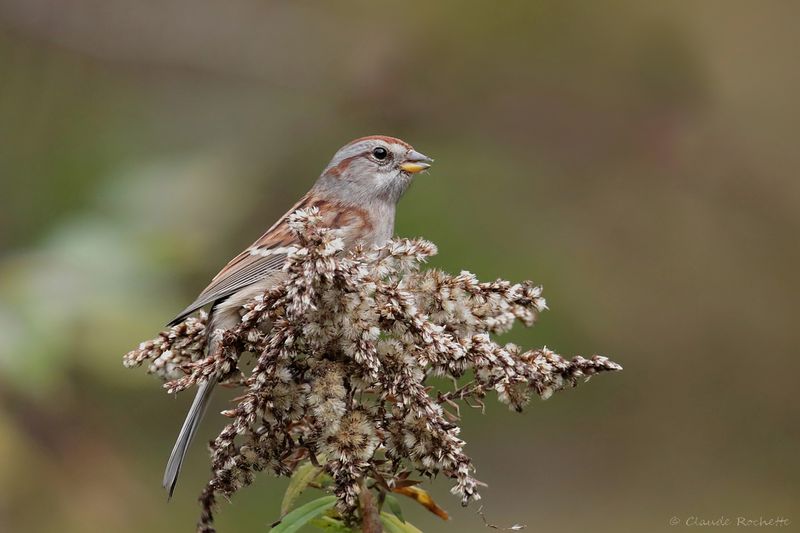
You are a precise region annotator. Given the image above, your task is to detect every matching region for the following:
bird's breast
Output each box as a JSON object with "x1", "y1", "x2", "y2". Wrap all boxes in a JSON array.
[{"x1": 329, "y1": 201, "x2": 395, "y2": 248}]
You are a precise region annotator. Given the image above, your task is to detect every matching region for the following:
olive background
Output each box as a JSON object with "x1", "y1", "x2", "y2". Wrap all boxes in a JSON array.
[{"x1": 1, "y1": 2, "x2": 798, "y2": 532}]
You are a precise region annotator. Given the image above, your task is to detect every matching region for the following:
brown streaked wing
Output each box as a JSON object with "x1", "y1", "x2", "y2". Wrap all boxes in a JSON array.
[
  {"x1": 167, "y1": 193, "x2": 319, "y2": 326},
  {"x1": 168, "y1": 251, "x2": 287, "y2": 326}
]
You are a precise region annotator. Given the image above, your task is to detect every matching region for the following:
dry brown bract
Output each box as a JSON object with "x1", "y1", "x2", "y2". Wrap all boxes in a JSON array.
[{"x1": 124, "y1": 208, "x2": 622, "y2": 532}]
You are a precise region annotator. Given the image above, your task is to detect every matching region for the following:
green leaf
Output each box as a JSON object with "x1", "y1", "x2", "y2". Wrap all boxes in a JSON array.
[
  {"x1": 380, "y1": 512, "x2": 423, "y2": 533},
  {"x1": 309, "y1": 516, "x2": 354, "y2": 532},
  {"x1": 384, "y1": 495, "x2": 405, "y2": 523},
  {"x1": 281, "y1": 462, "x2": 323, "y2": 515},
  {"x1": 270, "y1": 496, "x2": 337, "y2": 533},
  {"x1": 313, "y1": 471, "x2": 334, "y2": 489}
]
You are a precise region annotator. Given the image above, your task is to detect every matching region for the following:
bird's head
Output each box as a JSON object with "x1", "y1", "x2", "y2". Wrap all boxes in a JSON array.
[{"x1": 315, "y1": 135, "x2": 433, "y2": 204}]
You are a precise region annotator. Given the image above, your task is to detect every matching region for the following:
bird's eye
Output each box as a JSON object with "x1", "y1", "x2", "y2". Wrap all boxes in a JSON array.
[{"x1": 372, "y1": 147, "x2": 388, "y2": 160}]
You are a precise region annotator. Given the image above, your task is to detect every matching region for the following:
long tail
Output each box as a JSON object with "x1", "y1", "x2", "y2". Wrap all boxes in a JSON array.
[
  {"x1": 163, "y1": 297, "x2": 245, "y2": 497},
  {"x1": 163, "y1": 376, "x2": 217, "y2": 498}
]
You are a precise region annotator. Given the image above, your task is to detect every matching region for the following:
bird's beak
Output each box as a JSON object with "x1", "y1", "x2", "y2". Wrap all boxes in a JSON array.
[{"x1": 400, "y1": 150, "x2": 434, "y2": 174}]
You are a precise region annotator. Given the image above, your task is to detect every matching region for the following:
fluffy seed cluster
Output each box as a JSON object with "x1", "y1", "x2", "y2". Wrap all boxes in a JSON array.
[{"x1": 124, "y1": 208, "x2": 621, "y2": 532}]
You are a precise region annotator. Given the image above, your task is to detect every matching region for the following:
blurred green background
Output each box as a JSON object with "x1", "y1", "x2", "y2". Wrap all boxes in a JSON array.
[{"x1": 1, "y1": 1, "x2": 798, "y2": 532}]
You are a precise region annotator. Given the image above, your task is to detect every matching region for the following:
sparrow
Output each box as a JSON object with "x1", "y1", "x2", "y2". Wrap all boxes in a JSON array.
[{"x1": 163, "y1": 135, "x2": 433, "y2": 497}]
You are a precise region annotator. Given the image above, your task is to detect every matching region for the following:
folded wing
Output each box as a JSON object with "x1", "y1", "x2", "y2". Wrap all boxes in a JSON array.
[{"x1": 167, "y1": 196, "x2": 310, "y2": 326}]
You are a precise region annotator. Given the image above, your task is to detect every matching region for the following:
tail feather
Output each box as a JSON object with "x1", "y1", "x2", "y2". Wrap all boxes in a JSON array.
[
  {"x1": 164, "y1": 294, "x2": 247, "y2": 496},
  {"x1": 163, "y1": 376, "x2": 217, "y2": 498}
]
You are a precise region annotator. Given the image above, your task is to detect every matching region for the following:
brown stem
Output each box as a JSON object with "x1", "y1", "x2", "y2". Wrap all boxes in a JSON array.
[{"x1": 358, "y1": 480, "x2": 383, "y2": 533}]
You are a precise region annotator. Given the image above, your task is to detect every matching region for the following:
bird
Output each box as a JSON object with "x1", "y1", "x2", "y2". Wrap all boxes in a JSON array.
[{"x1": 163, "y1": 135, "x2": 433, "y2": 497}]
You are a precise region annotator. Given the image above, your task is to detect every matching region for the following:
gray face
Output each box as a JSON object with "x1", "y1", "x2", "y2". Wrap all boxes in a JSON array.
[{"x1": 314, "y1": 136, "x2": 432, "y2": 206}]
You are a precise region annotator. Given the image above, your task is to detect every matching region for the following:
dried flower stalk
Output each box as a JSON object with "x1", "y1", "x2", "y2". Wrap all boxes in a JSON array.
[{"x1": 124, "y1": 208, "x2": 621, "y2": 532}]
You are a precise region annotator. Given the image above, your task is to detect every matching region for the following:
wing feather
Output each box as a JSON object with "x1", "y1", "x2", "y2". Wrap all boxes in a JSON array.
[
  {"x1": 167, "y1": 191, "x2": 369, "y2": 326},
  {"x1": 168, "y1": 252, "x2": 287, "y2": 325},
  {"x1": 167, "y1": 194, "x2": 318, "y2": 326}
]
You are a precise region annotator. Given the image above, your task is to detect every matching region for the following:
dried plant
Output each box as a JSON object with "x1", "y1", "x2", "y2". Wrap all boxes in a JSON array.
[{"x1": 124, "y1": 208, "x2": 621, "y2": 532}]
